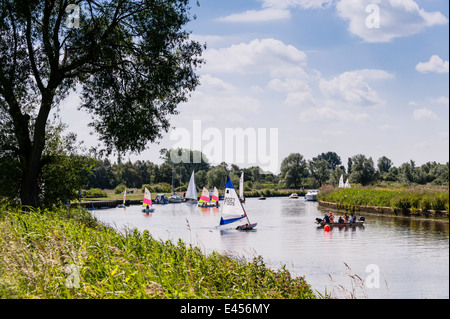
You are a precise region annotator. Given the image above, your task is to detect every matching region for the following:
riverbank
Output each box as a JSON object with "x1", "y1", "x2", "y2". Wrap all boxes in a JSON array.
[
  {"x1": 0, "y1": 205, "x2": 316, "y2": 299},
  {"x1": 317, "y1": 186, "x2": 449, "y2": 219}
]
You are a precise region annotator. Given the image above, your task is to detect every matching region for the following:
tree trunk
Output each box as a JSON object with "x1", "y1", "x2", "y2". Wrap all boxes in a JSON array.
[{"x1": 20, "y1": 94, "x2": 53, "y2": 208}]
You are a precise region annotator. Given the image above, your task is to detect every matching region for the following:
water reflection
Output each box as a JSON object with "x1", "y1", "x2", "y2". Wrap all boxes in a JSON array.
[{"x1": 92, "y1": 197, "x2": 449, "y2": 299}]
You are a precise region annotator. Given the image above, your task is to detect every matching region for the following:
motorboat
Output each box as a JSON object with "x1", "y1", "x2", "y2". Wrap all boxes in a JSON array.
[
  {"x1": 305, "y1": 189, "x2": 320, "y2": 201},
  {"x1": 169, "y1": 193, "x2": 183, "y2": 203}
]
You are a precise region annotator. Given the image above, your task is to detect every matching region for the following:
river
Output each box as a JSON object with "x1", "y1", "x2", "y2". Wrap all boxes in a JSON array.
[{"x1": 91, "y1": 197, "x2": 449, "y2": 299}]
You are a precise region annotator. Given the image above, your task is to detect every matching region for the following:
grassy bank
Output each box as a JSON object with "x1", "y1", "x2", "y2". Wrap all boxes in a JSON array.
[
  {"x1": 318, "y1": 186, "x2": 449, "y2": 215},
  {"x1": 0, "y1": 205, "x2": 316, "y2": 299}
]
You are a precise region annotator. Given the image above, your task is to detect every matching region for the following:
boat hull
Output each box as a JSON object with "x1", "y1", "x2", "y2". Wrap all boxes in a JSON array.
[
  {"x1": 236, "y1": 223, "x2": 257, "y2": 230},
  {"x1": 316, "y1": 221, "x2": 364, "y2": 227},
  {"x1": 198, "y1": 204, "x2": 220, "y2": 208},
  {"x1": 305, "y1": 195, "x2": 317, "y2": 201}
]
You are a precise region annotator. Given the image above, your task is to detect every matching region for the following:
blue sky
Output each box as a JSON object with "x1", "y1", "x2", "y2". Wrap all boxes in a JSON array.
[{"x1": 60, "y1": 0, "x2": 449, "y2": 172}]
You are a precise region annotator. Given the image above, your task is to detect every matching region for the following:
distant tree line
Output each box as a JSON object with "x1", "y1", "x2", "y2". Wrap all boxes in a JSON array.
[{"x1": 86, "y1": 149, "x2": 449, "y2": 191}]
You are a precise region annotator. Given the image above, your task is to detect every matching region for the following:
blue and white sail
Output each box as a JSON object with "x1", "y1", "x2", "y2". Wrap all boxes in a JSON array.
[{"x1": 220, "y1": 176, "x2": 248, "y2": 226}]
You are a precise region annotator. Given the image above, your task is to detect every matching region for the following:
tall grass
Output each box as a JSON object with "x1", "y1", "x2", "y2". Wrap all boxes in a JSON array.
[
  {"x1": 318, "y1": 186, "x2": 449, "y2": 213},
  {"x1": 0, "y1": 205, "x2": 316, "y2": 299}
]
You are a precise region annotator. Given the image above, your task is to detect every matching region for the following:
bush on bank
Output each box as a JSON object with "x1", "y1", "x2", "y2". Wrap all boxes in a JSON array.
[
  {"x1": 318, "y1": 187, "x2": 449, "y2": 213},
  {"x1": 0, "y1": 205, "x2": 316, "y2": 299}
]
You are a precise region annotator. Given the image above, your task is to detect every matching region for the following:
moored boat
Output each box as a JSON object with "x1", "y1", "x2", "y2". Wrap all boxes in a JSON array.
[{"x1": 305, "y1": 189, "x2": 319, "y2": 201}]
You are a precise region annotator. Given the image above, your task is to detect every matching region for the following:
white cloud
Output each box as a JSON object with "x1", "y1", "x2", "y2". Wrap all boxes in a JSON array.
[
  {"x1": 416, "y1": 55, "x2": 449, "y2": 74},
  {"x1": 199, "y1": 74, "x2": 236, "y2": 93},
  {"x1": 379, "y1": 124, "x2": 393, "y2": 132},
  {"x1": 260, "y1": 0, "x2": 333, "y2": 10},
  {"x1": 218, "y1": 0, "x2": 332, "y2": 23},
  {"x1": 299, "y1": 107, "x2": 370, "y2": 122},
  {"x1": 203, "y1": 38, "x2": 307, "y2": 76},
  {"x1": 267, "y1": 78, "x2": 310, "y2": 93},
  {"x1": 353, "y1": 69, "x2": 395, "y2": 80},
  {"x1": 284, "y1": 92, "x2": 316, "y2": 106},
  {"x1": 217, "y1": 8, "x2": 290, "y2": 22},
  {"x1": 432, "y1": 96, "x2": 449, "y2": 105},
  {"x1": 412, "y1": 108, "x2": 438, "y2": 120},
  {"x1": 336, "y1": 0, "x2": 448, "y2": 43},
  {"x1": 319, "y1": 71, "x2": 386, "y2": 106}
]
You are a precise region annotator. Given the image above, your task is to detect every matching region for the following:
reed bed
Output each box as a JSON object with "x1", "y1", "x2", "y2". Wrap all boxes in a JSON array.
[
  {"x1": 0, "y1": 205, "x2": 316, "y2": 299},
  {"x1": 318, "y1": 186, "x2": 449, "y2": 213}
]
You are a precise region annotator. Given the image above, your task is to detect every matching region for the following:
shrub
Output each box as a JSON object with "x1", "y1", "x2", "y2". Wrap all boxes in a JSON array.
[
  {"x1": 114, "y1": 184, "x2": 126, "y2": 194},
  {"x1": 84, "y1": 188, "x2": 107, "y2": 198}
]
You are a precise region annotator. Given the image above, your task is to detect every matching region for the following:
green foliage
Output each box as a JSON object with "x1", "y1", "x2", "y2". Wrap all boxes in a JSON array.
[
  {"x1": 318, "y1": 187, "x2": 449, "y2": 212},
  {"x1": 0, "y1": 205, "x2": 316, "y2": 299},
  {"x1": 280, "y1": 153, "x2": 308, "y2": 189},
  {"x1": 0, "y1": 0, "x2": 203, "y2": 207},
  {"x1": 141, "y1": 183, "x2": 172, "y2": 194},
  {"x1": 83, "y1": 188, "x2": 107, "y2": 198},
  {"x1": 349, "y1": 154, "x2": 376, "y2": 186},
  {"x1": 114, "y1": 184, "x2": 127, "y2": 195},
  {"x1": 207, "y1": 166, "x2": 228, "y2": 189}
]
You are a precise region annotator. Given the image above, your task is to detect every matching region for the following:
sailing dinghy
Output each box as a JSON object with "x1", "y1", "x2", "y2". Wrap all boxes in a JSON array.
[
  {"x1": 219, "y1": 176, "x2": 256, "y2": 231},
  {"x1": 185, "y1": 171, "x2": 198, "y2": 204},
  {"x1": 198, "y1": 187, "x2": 216, "y2": 207},
  {"x1": 117, "y1": 188, "x2": 127, "y2": 208},
  {"x1": 142, "y1": 187, "x2": 155, "y2": 214},
  {"x1": 211, "y1": 187, "x2": 220, "y2": 207}
]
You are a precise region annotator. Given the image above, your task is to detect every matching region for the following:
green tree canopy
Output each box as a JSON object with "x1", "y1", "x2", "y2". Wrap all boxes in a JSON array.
[
  {"x1": 280, "y1": 153, "x2": 307, "y2": 189},
  {"x1": 0, "y1": 0, "x2": 203, "y2": 207},
  {"x1": 349, "y1": 154, "x2": 376, "y2": 186}
]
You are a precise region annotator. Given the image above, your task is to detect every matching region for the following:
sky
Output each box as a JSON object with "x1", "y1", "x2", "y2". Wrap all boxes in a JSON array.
[{"x1": 59, "y1": 0, "x2": 449, "y2": 173}]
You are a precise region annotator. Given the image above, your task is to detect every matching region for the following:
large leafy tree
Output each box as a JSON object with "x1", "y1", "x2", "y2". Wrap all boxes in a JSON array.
[
  {"x1": 0, "y1": 0, "x2": 203, "y2": 207},
  {"x1": 280, "y1": 153, "x2": 307, "y2": 189},
  {"x1": 349, "y1": 154, "x2": 376, "y2": 186}
]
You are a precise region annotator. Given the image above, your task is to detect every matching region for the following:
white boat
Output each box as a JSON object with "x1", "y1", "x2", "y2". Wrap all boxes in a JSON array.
[
  {"x1": 305, "y1": 189, "x2": 320, "y2": 202},
  {"x1": 185, "y1": 171, "x2": 198, "y2": 204},
  {"x1": 169, "y1": 193, "x2": 183, "y2": 203},
  {"x1": 219, "y1": 176, "x2": 256, "y2": 230},
  {"x1": 239, "y1": 172, "x2": 245, "y2": 203},
  {"x1": 289, "y1": 193, "x2": 299, "y2": 199},
  {"x1": 142, "y1": 187, "x2": 155, "y2": 213}
]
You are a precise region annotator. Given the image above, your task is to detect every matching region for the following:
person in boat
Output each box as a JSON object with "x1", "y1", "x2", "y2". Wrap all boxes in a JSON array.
[
  {"x1": 323, "y1": 213, "x2": 330, "y2": 224},
  {"x1": 344, "y1": 213, "x2": 349, "y2": 222},
  {"x1": 338, "y1": 216, "x2": 344, "y2": 223},
  {"x1": 349, "y1": 214, "x2": 357, "y2": 223},
  {"x1": 329, "y1": 213, "x2": 334, "y2": 223}
]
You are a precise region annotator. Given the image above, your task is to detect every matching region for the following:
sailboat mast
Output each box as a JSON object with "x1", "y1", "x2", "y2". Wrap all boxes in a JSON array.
[{"x1": 234, "y1": 187, "x2": 251, "y2": 224}]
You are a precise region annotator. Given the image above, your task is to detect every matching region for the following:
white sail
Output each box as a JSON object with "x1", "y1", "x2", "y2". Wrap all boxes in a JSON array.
[
  {"x1": 143, "y1": 188, "x2": 152, "y2": 207},
  {"x1": 211, "y1": 187, "x2": 219, "y2": 203},
  {"x1": 239, "y1": 172, "x2": 245, "y2": 201},
  {"x1": 345, "y1": 179, "x2": 351, "y2": 188},
  {"x1": 220, "y1": 176, "x2": 248, "y2": 226},
  {"x1": 199, "y1": 187, "x2": 210, "y2": 203},
  {"x1": 185, "y1": 171, "x2": 197, "y2": 201},
  {"x1": 339, "y1": 174, "x2": 344, "y2": 188}
]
